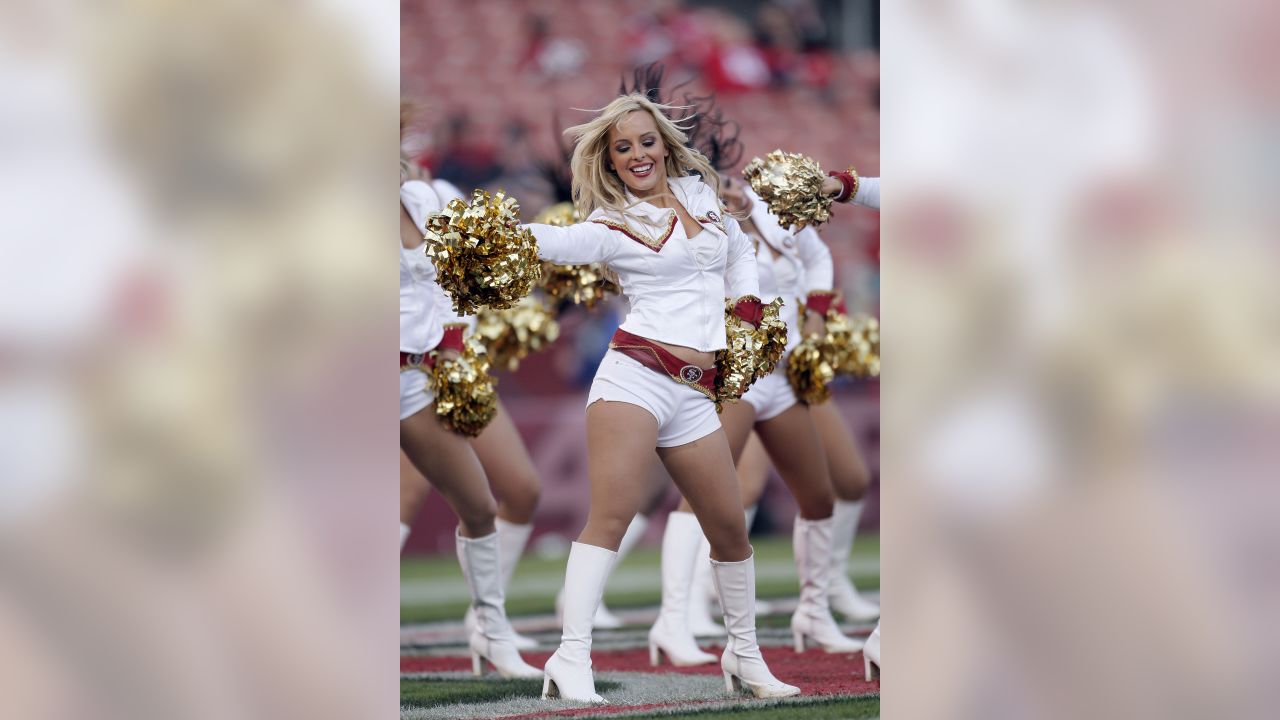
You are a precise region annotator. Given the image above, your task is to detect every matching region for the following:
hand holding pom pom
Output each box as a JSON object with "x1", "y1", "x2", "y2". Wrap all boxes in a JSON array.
[{"x1": 714, "y1": 297, "x2": 787, "y2": 411}]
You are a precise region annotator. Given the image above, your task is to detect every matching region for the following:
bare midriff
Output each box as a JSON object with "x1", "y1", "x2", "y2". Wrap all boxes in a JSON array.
[{"x1": 651, "y1": 338, "x2": 715, "y2": 368}]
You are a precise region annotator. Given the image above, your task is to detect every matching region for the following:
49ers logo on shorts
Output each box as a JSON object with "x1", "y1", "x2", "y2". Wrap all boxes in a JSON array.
[{"x1": 680, "y1": 365, "x2": 704, "y2": 383}]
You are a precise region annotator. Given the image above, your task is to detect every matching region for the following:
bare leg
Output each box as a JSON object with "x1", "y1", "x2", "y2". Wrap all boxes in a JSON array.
[
  {"x1": 472, "y1": 399, "x2": 541, "y2": 524},
  {"x1": 755, "y1": 404, "x2": 834, "y2": 520},
  {"x1": 400, "y1": 407, "x2": 496, "y2": 538},
  {"x1": 674, "y1": 401, "x2": 756, "y2": 515},
  {"x1": 657, "y1": 430, "x2": 750, "y2": 562},
  {"x1": 577, "y1": 401, "x2": 662, "y2": 549},
  {"x1": 400, "y1": 450, "x2": 431, "y2": 526},
  {"x1": 809, "y1": 400, "x2": 871, "y2": 502},
  {"x1": 736, "y1": 432, "x2": 772, "y2": 507}
]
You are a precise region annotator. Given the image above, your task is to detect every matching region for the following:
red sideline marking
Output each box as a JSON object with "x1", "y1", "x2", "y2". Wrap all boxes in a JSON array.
[{"x1": 402, "y1": 646, "x2": 878, "y2": 698}]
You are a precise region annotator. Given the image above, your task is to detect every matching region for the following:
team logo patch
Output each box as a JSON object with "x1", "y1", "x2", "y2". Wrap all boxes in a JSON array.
[
  {"x1": 680, "y1": 365, "x2": 704, "y2": 383},
  {"x1": 407, "y1": 353, "x2": 426, "y2": 366}
]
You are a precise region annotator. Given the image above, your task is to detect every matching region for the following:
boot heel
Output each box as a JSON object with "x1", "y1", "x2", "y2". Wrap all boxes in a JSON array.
[
  {"x1": 541, "y1": 675, "x2": 556, "y2": 699},
  {"x1": 723, "y1": 670, "x2": 742, "y2": 693},
  {"x1": 793, "y1": 629, "x2": 806, "y2": 653},
  {"x1": 864, "y1": 655, "x2": 879, "y2": 682},
  {"x1": 649, "y1": 642, "x2": 661, "y2": 667},
  {"x1": 471, "y1": 651, "x2": 484, "y2": 677}
]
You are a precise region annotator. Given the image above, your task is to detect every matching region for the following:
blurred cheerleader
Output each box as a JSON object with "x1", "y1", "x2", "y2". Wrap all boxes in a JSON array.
[{"x1": 523, "y1": 93, "x2": 798, "y2": 702}]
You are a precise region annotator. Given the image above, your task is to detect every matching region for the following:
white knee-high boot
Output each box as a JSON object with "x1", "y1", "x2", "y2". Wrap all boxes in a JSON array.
[
  {"x1": 648, "y1": 512, "x2": 717, "y2": 666},
  {"x1": 456, "y1": 530, "x2": 541, "y2": 678},
  {"x1": 712, "y1": 553, "x2": 800, "y2": 698},
  {"x1": 557, "y1": 514, "x2": 647, "y2": 629},
  {"x1": 542, "y1": 542, "x2": 617, "y2": 703},
  {"x1": 466, "y1": 518, "x2": 538, "y2": 649},
  {"x1": 685, "y1": 534, "x2": 724, "y2": 636},
  {"x1": 829, "y1": 499, "x2": 880, "y2": 621},
  {"x1": 791, "y1": 517, "x2": 864, "y2": 653}
]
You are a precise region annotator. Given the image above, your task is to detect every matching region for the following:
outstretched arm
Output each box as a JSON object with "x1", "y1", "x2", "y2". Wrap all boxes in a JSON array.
[{"x1": 526, "y1": 222, "x2": 619, "y2": 266}]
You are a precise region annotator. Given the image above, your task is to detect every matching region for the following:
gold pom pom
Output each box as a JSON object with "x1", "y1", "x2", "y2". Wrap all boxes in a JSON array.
[
  {"x1": 786, "y1": 335, "x2": 837, "y2": 405},
  {"x1": 427, "y1": 335, "x2": 498, "y2": 437},
  {"x1": 714, "y1": 297, "x2": 788, "y2": 410},
  {"x1": 423, "y1": 190, "x2": 541, "y2": 315},
  {"x1": 841, "y1": 314, "x2": 880, "y2": 378},
  {"x1": 474, "y1": 296, "x2": 561, "y2": 372},
  {"x1": 742, "y1": 150, "x2": 833, "y2": 229},
  {"x1": 786, "y1": 309, "x2": 879, "y2": 404},
  {"x1": 532, "y1": 202, "x2": 619, "y2": 308}
]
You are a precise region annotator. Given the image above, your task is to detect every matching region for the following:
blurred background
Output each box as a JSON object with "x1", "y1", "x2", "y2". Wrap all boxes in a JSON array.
[{"x1": 400, "y1": 0, "x2": 883, "y2": 557}]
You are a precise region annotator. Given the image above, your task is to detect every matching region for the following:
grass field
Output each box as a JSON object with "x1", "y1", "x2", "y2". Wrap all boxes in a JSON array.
[
  {"x1": 401, "y1": 534, "x2": 879, "y2": 624},
  {"x1": 402, "y1": 533, "x2": 879, "y2": 718}
]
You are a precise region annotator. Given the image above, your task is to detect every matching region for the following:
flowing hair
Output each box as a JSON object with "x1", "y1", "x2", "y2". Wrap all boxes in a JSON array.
[{"x1": 565, "y1": 93, "x2": 722, "y2": 228}]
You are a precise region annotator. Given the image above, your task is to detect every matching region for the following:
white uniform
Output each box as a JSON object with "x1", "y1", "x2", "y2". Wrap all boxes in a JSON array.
[
  {"x1": 527, "y1": 176, "x2": 759, "y2": 446},
  {"x1": 399, "y1": 180, "x2": 448, "y2": 420},
  {"x1": 739, "y1": 186, "x2": 836, "y2": 420}
]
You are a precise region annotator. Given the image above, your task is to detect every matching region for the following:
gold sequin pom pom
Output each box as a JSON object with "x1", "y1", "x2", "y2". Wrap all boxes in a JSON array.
[
  {"x1": 427, "y1": 336, "x2": 498, "y2": 437},
  {"x1": 475, "y1": 296, "x2": 561, "y2": 372},
  {"x1": 423, "y1": 190, "x2": 541, "y2": 316},
  {"x1": 742, "y1": 150, "x2": 833, "y2": 229},
  {"x1": 714, "y1": 297, "x2": 788, "y2": 411}
]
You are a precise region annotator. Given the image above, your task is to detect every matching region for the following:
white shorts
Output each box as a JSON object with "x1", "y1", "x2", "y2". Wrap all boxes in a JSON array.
[
  {"x1": 400, "y1": 368, "x2": 434, "y2": 421},
  {"x1": 742, "y1": 363, "x2": 799, "y2": 422},
  {"x1": 586, "y1": 349, "x2": 722, "y2": 448}
]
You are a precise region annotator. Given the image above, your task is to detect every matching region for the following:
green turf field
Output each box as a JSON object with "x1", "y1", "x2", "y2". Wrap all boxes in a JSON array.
[{"x1": 401, "y1": 534, "x2": 879, "y2": 624}]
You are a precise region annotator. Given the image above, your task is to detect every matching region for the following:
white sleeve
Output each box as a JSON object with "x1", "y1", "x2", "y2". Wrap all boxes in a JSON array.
[
  {"x1": 527, "y1": 222, "x2": 619, "y2": 265},
  {"x1": 722, "y1": 215, "x2": 761, "y2": 299},
  {"x1": 400, "y1": 180, "x2": 441, "y2": 229},
  {"x1": 794, "y1": 227, "x2": 834, "y2": 292},
  {"x1": 852, "y1": 177, "x2": 880, "y2": 210}
]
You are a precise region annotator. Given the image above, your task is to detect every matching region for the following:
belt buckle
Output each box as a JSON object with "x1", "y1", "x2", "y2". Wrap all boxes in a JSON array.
[
  {"x1": 407, "y1": 352, "x2": 426, "y2": 366},
  {"x1": 679, "y1": 365, "x2": 704, "y2": 384}
]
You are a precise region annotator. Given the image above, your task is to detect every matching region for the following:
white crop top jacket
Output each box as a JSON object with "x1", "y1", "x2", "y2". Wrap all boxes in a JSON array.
[
  {"x1": 399, "y1": 180, "x2": 451, "y2": 354},
  {"x1": 526, "y1": 175, "x2": 760, "y2": 353},
  {"x1": 742, "y1": 185, "x2": 834, "y2": 351}
]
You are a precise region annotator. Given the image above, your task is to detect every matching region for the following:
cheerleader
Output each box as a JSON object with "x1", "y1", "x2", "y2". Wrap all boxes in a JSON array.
[
  {"x1": 522, "y1": 94, "x2": 799, "y2": 702},
  {"x1": 820, "y1": 164, "x2": 882, "y2": 682},
  {"x1": 660, "y1": 173, "x2": 864, "y2": 659},
  {"x1": 399, "y1": 165, "x2": 540, "y2": 678},
  {"x1": 427, "y1": 176, "x2": 544, "y2": 650}
]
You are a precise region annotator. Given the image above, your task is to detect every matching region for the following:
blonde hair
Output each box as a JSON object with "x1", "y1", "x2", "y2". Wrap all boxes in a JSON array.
[{"x1": 565, "y1": 94, "x2": 723, "y2": 226}]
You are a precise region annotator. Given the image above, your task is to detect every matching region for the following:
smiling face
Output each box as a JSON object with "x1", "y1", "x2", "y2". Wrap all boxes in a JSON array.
[{"x1": 607, "y1": 110, "x2": 669, "y2": 198}]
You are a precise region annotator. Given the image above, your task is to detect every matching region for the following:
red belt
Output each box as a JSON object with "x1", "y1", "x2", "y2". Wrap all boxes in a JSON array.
[
  {"x1": 400, "y1": 351, "x2": 436, "y2": 369},
  {"x1": 608, "y1": 329, "x2": 717, "y2": 395}
]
